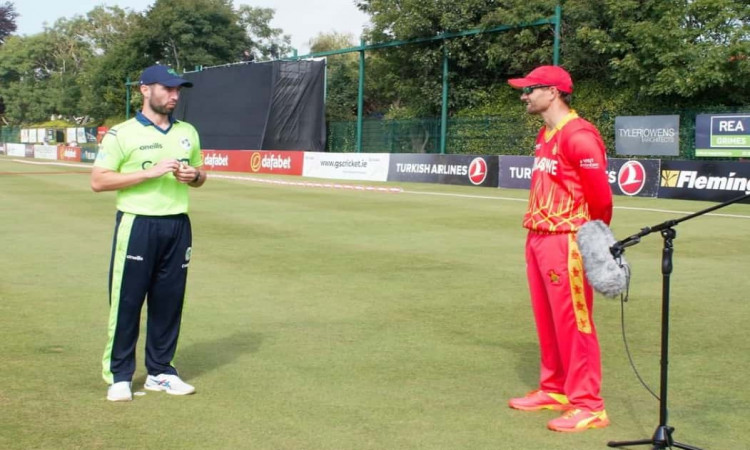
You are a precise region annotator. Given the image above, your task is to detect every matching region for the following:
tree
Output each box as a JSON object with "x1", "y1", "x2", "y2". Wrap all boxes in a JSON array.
[
  {"x1": 0, "y1": 1, "x2": 17, "y2": 44},
  {"x1": 0, "y1": 34, "x2": 68, "y2": 123},
  {"x1": 139, "y1": 0, "x2": 248, "y2": 72},
  {"x1": 309, "y1": 31, "x2": 359, "y2": 120},
  {"x1": 357, "y1": 0, "x2": 508, "y2": 117},
  {"x1": 237, "y1": 5, "x2": 292, "y2": 60},
  {"x1": 73, "y1": 6, "x2": 149, "y2": 120},
  {"x1": 573, "y1": 0, "x2": 750, "y2": 103},
  {"x1": 358, "y1": 0, "x2": 750, "y2": 118}
]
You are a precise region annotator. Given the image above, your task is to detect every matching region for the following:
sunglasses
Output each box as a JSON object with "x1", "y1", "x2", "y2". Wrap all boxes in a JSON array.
[{"x1": 521, "y1": 85, "x2": 551, "y2": 95}]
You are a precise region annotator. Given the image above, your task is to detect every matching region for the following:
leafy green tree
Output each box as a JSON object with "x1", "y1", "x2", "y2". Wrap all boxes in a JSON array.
[
  {"x1": 0, "y1": 1, "x2": 17, "y2": 44},
  {"x1": 574, "y1": 0, "x2": 750, "y2": 104},
  {"x1": 237, "y1": 5, "x2": 292, "y2": 60},
  {"x1": 73, "y1": 7, "x2": 149, "y2": 120},
  {"x1": 309, "y1": 31, "x2": 359, "y2": 120},
  {"x1": 139, "y1": 0, "x2": 248, "y2": 72},
  {"x1": 358, "y1": 0, "x2": 750, "y2": 118},
  {"x1": 0, "y1": 26, "x2": 91, "y2": 123},
  {"x1": 358, "y1": 0, "x2": 509, "y2": 117}
]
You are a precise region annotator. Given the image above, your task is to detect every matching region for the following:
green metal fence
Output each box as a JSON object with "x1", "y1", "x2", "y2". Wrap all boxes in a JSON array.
[
  {"x1": 328, "y1": 108, "x2": 750, "y2": 159},
  {"x1": 0, "y1": 126, "x2": 20, "y2": 143}
]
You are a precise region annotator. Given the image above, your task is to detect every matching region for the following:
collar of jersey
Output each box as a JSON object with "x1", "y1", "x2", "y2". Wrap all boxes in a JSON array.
[
  {"x1": 136, "y1": 111, "x2": 176, "y2": 134},
  {"x1": 543, "y1": 110, "x2": 579, "y2": 142}
]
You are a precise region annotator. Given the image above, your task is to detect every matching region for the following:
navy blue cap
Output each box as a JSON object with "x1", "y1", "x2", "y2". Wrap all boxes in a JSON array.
[{"x1": 139, "y1": 65, "x2": 193, "y2": 88}]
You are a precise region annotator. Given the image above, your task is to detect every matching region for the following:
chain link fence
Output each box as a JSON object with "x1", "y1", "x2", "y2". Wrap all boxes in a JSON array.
[
  {"x1": 0, "y1": 126, "x2": 20, "y2": 144},
  {"x1": 328, "y1": 108, "x2": 750, "y2": 159}
]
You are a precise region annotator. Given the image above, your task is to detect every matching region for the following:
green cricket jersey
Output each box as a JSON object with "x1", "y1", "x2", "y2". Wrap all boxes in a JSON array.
[{"x1": 95, "y1": 112, "x2": 202, "y2": 216}]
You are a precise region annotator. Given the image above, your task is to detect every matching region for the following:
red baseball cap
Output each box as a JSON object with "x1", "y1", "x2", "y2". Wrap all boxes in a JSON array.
[{"x1": 508, "y1": 65, "x2": 573, "y2": 94}]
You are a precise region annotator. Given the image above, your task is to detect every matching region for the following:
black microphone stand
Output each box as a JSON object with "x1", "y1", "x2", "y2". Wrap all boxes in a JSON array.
[{"x1": 606, "y1": 192, "x2": 750, "y2": 450}]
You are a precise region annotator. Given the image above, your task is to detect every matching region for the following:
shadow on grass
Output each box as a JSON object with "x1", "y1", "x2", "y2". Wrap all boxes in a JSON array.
[
  {"x1": 498, "y1": 340, "x2": 539, "y2": 388},
  {"x1": 178, "y1": 331, "x2": 264, "y2": 378}
]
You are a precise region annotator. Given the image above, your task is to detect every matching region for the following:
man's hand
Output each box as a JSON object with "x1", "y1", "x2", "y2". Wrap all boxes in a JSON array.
[
  {"x1": 147, "y1": 159, "x2": 181, "y2": 179},
  {"x1": 173, "y1": 162, "x2": 200, "y2": 184}
]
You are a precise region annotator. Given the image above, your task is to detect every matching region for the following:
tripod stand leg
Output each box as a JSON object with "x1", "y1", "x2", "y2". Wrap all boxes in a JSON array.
[
  {"x1": 671, "y1": 442, "x2": 703, "y2": 450},
  {"x1": 607, "y1": 438, "x2": 652, "y2": 447}
]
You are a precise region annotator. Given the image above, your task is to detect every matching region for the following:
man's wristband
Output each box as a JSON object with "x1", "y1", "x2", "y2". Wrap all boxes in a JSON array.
[{"x1": 191, "y1": 171, "x2": 201, "y2": 184}]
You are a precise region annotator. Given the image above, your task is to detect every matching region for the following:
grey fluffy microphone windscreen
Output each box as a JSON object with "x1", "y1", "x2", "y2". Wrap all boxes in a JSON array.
[{"x1": 576, "y1": 220, "x2": 629, "y2": 298}]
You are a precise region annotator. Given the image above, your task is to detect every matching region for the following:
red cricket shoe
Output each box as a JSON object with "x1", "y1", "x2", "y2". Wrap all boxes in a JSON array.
[
  {"x1": 547, "y1": 408, "x2": 610, "y2": 432},
  {"x1": 508, "y1": 389, "x2": 570, "y2": 411}
]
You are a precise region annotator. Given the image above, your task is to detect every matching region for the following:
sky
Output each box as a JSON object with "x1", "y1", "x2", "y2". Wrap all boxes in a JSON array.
[{"x1": 13, "y1": 0, "x2": 371, "y2": 55}]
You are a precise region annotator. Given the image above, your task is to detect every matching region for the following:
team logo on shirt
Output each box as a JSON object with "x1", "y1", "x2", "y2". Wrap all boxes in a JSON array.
[
  {"x1": 618, "y1": 161, "x2": 647, "y2": 196},
  {"x1": 180, "y1": 137, "x2": 192, "y2": 150}
]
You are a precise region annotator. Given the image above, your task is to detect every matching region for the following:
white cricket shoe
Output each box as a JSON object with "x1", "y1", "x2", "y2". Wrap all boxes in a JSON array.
[
  {"x1": 144, "y1": 374, "x2": 196, "y2": 395},
  {"x1": 107, "y1": 381, "x2": 133, "y2": 402}
]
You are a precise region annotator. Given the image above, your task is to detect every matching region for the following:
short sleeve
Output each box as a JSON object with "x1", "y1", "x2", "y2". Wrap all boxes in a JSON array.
[{"x1": 94, "y1": 129, "x2": 124, "y2": 171}]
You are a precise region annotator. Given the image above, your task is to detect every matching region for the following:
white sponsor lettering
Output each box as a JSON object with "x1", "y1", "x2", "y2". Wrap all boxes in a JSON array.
[
  {"x1": 509, "y1": 166, "x2": 532, "y2": 179},
  {"x1": 675, "y1": 171, "x2": 749, "y2": 191},
  {"x1": 126, "y1": 255, "x2": 144, "y2": 261},
  {"x1": 716, "y1": 137, "x2": 747, "y2": 145},
  {"x1": 262, "y1": 154, "x2": 292, "y2": 170},
  {"x1": 204, "y1": 154, "x2": 229, "y2": 167},
  {"x1": 718, "y1": 120, "x2": 745, "y2": 132},
  {"x1": 396, "y1": 163, "x2": 468, "y2": 176},
  {"x1": 533, "y1": 157, "x2": 558, "y2": 175},
  {"x1": 619, "y1": 127, "x2": 677, "y2": 143},
  {"x1": 580, "y1": 158, "x2": 599, "y2": 169}
]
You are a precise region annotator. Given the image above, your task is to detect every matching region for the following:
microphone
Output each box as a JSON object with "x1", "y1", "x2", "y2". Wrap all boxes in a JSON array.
[{"x1": 576, "y1": 220, "x2": 630, "y2": 298}]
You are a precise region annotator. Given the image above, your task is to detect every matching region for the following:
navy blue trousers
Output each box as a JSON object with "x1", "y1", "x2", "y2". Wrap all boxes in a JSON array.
[{"x1": 102, "y1": 211, "x2": 192, "y2": 384}]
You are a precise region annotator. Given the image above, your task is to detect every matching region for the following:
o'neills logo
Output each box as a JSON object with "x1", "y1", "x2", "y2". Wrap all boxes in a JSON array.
[
  {"x1": 468, "y1": 157, "x2": 488, "y2": 185},
  {"x1": 251, "y1": 152, "x2": 292, "y2": 172},
  {"x1": 618, "y1": 160, "x2": 647, "y2": 196},
  {"x1": 138, "y1": 143, "x2": 163, "y2": 151},
  {"x1": 204, "y1": 153, "x2": 229, "y2": 167}
]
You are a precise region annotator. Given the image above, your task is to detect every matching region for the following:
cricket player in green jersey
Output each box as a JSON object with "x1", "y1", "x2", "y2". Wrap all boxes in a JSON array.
[{"x1": 92, "y1": 65, "x2": 206, "y2": 401}]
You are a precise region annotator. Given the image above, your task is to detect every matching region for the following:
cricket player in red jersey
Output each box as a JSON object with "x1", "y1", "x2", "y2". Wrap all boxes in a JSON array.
[{"x1": 506, "y1": 65, "x2": 613, "y2": 432}]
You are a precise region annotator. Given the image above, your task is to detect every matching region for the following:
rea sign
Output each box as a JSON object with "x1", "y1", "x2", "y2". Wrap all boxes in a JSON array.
[{"x1": 695, "y1": 114, "x2": 750, "y2": 157}]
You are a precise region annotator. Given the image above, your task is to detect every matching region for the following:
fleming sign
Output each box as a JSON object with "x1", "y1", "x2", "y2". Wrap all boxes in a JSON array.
[{"x1": 695, "y1": 114, "x2": 750, "y2": 157}]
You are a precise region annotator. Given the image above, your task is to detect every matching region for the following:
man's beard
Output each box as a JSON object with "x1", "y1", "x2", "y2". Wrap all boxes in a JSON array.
[{"x1": 150, "y1": 100, "x2": 174, "y2": 115}]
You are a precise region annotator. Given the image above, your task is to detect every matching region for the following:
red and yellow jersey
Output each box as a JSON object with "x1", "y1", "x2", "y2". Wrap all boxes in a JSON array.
[{"x1": 523, "y1": 111, "x2": 613, "y2": 233}]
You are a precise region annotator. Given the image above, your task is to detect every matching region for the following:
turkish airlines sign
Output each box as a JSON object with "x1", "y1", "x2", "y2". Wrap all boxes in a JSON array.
[
  {"x1": 388, "y1": 154, "x2": 498, "y2": 187},
  {"x1": 497, "y1": 155, "x2": 658, "y2": 197}
]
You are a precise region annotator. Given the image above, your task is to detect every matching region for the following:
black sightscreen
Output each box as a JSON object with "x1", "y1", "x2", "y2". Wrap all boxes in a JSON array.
[{"x1": 173, "y1": 60, "x2": 325, "y2": 151}]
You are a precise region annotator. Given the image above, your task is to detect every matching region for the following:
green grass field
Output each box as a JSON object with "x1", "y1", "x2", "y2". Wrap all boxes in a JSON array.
[{"x1": 1, "y1": 156, "x2": 748, "y2": 449}]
